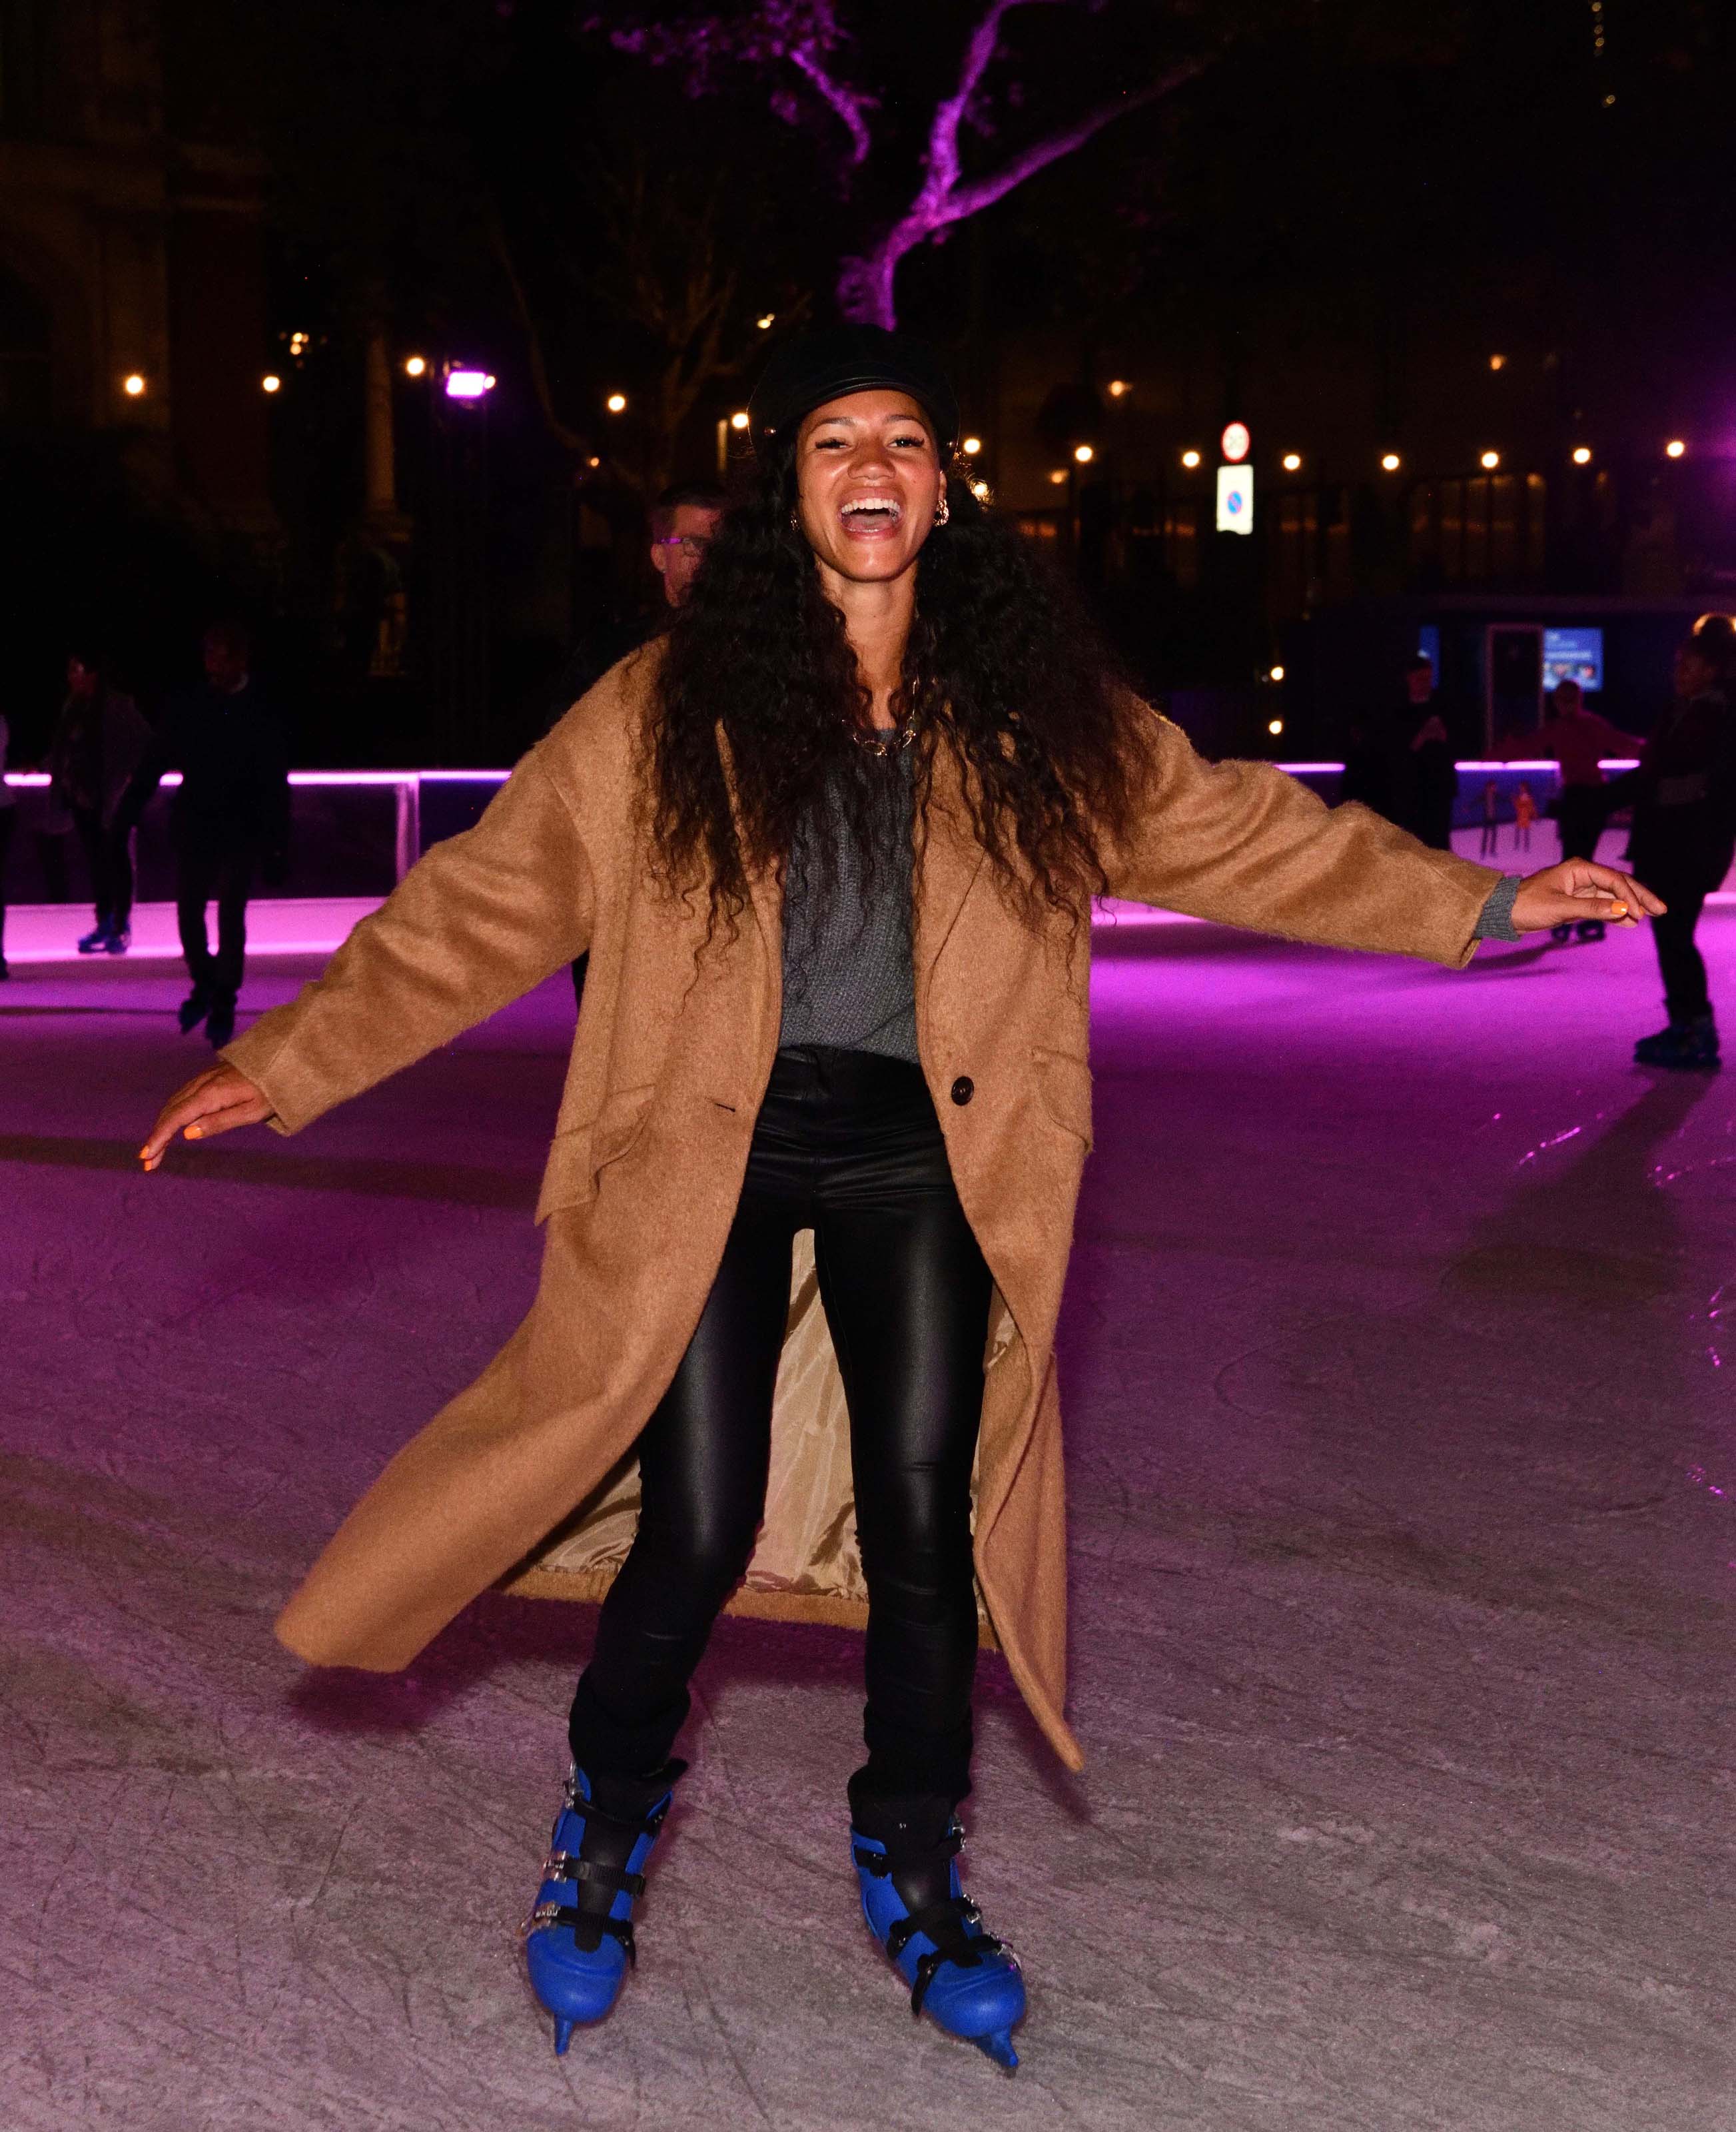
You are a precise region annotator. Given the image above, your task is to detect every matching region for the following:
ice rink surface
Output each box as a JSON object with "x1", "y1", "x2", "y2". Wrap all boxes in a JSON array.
[{"x1": 4, "y1": 904, "x2": 1734, "y2": 2130}]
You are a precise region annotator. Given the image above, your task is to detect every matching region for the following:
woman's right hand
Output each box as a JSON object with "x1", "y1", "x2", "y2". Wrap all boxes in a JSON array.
[{"x1": 141, "y1": 1065, "x2": 272, "y2": 1171}]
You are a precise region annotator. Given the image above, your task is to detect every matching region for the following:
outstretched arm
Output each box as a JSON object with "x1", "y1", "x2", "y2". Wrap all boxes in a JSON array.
[
  {"x1": 1102, "y1": 709, "x2": 1659, "y2": 961},
  {"x1": 142, "y1": 745, "x2": 592, "y2": 1169}
]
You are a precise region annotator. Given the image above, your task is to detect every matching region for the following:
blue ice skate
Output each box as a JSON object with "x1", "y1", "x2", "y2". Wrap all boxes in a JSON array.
[
  {"x1": 851, "y1": 1796, "x2": 1026, "y2": 2071},
  {"x1": 522, "y1": 1759, "x2": 684, "y2": 2053}
]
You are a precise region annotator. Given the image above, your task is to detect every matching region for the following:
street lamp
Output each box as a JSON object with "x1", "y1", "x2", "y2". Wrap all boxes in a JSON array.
[
  {"x1": 1480, "y1": 449, "x2": 1501, "y2": 470},
  {"x1": 606, "y1": 392, "x2": 628, "y2": 414},
  {"x1": 1665, "y1": 438, "x2": 1686, "y2": 459},
  {"x1": 404, "y1": 355, "x2": 428, "y2": 378},
  {"x1": 261, "y1": 374, "x2": 282, "y2": 394},
  {"x1": 1380, "y1": 452, "x2": 1402, "y2": 472},
  {"x1": 1572, "y1": 445, "x2": 1592, "y2": 465},
  {"x1": 729, "y1": 410, "x2": 750, "y2": 431},
  {"x1": 1107, "y1": 379, "x2": 1130, "y2": 398},
  {"x1": 122, "y1": 373, "x2": 146, "y2": 398},
  {"x1": 1073, "y1": 443, "x2": 1094, "y2": 464},
  {"x1": 961, "y1": 434, "x2": 983, "y2": 456},
  {"x1": 1282, "y1": 452, "x2": 1302, "y2": 472},
  {"x1": 1048, "y1": 470, "x2": 1068, "y2": 486},
  {"x1": 1180, "y1": 449, "x2": 1201, "y2": 470}
]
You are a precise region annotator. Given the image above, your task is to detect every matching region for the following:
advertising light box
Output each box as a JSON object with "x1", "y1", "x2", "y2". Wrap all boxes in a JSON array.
[{"x1": 1542, "y1": 627, "x2": 1603, "y2": 692}]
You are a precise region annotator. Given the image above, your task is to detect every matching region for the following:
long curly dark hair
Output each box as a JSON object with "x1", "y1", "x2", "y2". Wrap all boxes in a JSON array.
[{"x1": 648, "y1": 442, "x2": 1143, "y2": 936}]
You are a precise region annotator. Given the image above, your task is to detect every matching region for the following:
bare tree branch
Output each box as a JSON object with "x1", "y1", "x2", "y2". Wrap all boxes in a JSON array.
[
  {"x1": 789, "y1": 43, "x2": 873, "y2": 164},
  {"x1": 839, "y1": 15, "x2": 1207, "y2": 329}
]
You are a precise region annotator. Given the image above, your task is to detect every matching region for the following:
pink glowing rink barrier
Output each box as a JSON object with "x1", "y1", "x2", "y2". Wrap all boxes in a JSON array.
[{"x1": 7, "y1": 760, "x2": 1699, "y2": 964}]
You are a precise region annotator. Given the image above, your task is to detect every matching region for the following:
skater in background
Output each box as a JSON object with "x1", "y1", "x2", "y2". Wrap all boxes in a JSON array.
[
  {"x1": 46, "y1": 650, "x2": 150, "y2": 955},
  {"x1": 1403, "y1": 655, "x2": 1458, "y2": 851},
  {"x1": 547, "y1": 482, "x2": 727, "y2": 720},
  {"x1": 1535, "y1": 676, "x2": 1643, "y2": 943},
  {"x1": 139, "y1": 328, "x2": 1663, "y2": 2071},
  {"x1": 1479, "y1": 779, "x2": 1501, "y2": 857},
  {"x1": 115, "y1": 622, "x2": 290, "y2": 1049},
  {"x1": 1609, "y1": 624, "x2": 1736, "y2": 1069},
  {"x1": 1514, "y1": 781, "x2": 1537, "y2": 853},
  {"x1": 547, "y1": 482, "x2": 728, "y2": 1007}
]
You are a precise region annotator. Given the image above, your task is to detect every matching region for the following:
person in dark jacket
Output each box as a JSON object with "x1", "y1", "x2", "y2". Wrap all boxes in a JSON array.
[
  {"x1": 1606, "y1": 630, "x2": 1736, "y2": 1068},
  {"x1": 546, "y1": 482, "x2": 727, "y2": 1007},
  {"x1": 1402, "y1": 655, "x2": 1459, "y2": 851},
  {"x1": 115, "y1": 622, "x2": 290, "y2": 1047},
  {"x1": 47, "y1": 650, "x2": 151, "y2": 953}
]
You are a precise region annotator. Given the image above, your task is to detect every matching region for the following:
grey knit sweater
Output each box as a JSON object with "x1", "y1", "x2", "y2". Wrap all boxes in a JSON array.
[{"x1": 778, "y1": 751, "x2": 920, "y2": 1063}]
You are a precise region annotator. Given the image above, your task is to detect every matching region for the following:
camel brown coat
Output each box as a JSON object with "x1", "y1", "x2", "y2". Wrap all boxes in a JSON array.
[{"x1": 225, "y1": 652, "x2": 1500, "y2": 1769}]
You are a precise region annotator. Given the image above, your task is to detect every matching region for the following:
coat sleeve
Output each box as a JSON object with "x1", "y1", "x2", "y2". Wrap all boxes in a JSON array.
[
  {"x1": 1101, "y1": 706, "x2": 1502, "y2": 967},
  {"x1": 220, "y1": 744, "x2": 593, "y2": 1133}
]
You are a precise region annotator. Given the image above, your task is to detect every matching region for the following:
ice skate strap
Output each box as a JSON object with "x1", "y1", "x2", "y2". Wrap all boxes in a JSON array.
[{"x1": 544, "y1": 1850, "x2": 646, "y2": 1899}]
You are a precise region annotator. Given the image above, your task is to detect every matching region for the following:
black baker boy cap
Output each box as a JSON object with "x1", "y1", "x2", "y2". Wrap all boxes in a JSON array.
[{"x1": 747, "y1": 325, "x2": 960, "y2": 458}]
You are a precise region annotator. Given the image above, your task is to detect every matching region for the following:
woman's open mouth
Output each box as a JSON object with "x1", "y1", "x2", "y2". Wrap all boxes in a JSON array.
[{"x1": 838, "y1": 495, "x2": 904, "y2": 536}]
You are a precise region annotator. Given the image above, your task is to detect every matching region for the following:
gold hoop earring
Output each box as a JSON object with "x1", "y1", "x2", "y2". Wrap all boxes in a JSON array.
[{"x1": 934, "y1": 494, "x2": 951, "y2": 527}]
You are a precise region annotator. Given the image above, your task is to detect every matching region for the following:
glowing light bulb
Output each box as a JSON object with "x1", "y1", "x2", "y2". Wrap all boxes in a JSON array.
[
  {"x1": 261, "y1": 374, "x2": 282, "y2": 394},
  {"x1": 1572, "y1": 445, "x2": 1592, "y2": 466},
  {"x1": 404, "y1": 355, "x2": 427, "y2": 378},
  {"x1": 757, "y1": 314, "x2": 775, "y2": 330},
  {"x1": 606, "y1": 392, "x2": 628, "y2": 413},
  {"x1": 1480, "y1": 450, "x2": 1501, "y2": 470},
  {"x1": 1107, "y1": 380, "x2": 1130, "y2": 398},
  {"x1": 1381, "y1": 452, "x2": 1402, "y2": 472},
  {"x1": 122, "y1": 373, "x2": 146, "y2": 398},
  {"x1": 1282, "y1": 452, "x2": 1302, "y2": 472},
  {"x1": 1181, "y1": 449, "x2": 1201, "y2": 469},
  {"x1": 1269, "y1": 665, "x2": 1286, "y2": 682},
  {"x1": 729, "y1": 410, "x2": 750, "y2": 431},
  {"x1": 1267, "y1": 719, "x2": 1284, "y2": 736},
  {"x1": 1666, "y1": 438, "x2": 1686, "y2": 459},
  {"x1": 1073, "y1": 443, "x2": 1094, "y2": 464},
  {"x1": 961, "y1": 434, "x2": 983, "y2": 456}
]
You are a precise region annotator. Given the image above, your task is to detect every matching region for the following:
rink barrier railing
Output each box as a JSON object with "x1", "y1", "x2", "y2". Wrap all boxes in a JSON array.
[{"x1": 1, "y1": 762, "x2": 1640, "y2": 887}]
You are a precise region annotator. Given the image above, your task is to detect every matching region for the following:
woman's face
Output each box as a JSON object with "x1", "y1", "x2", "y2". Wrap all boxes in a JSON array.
[{"x1": 793, "y1": 389, "x2": 944, "y2": 587}]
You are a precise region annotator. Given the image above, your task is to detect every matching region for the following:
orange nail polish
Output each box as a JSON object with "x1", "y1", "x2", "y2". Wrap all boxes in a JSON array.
[
  {"x1": 1609, "y1": 901, "x2": 1627, "y2": 919},
  {"x1": 185, "y1": 1125, "x2": 201, "y2": 1139}
]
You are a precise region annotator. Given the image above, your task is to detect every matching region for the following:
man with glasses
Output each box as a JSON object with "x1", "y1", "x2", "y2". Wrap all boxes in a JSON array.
[
  {"x1": 548, "y1": 482, "x2": 728, "y2": 722},
  {"x1": 648, "y1": 482, "x2": 727, "y2": 610},
  {"x1": 546, "y1": 482, "x2": 727, "y2": 1004}
]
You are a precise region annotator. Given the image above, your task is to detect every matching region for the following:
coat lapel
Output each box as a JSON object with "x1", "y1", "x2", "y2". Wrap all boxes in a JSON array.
[{"x1": 914, "y1": 736, "x2": 987, "y2": 987}]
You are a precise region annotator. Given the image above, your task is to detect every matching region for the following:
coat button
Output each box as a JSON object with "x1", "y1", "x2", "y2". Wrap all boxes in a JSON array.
[{"x1": 950, "y1": 1075, "x2": 975, "y2": 1106}]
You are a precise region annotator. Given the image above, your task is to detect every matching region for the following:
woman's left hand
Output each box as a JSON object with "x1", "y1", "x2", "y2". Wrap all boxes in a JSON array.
[{"x1": 1508, "y1": 858, "x2": 1666, "y2": 933}]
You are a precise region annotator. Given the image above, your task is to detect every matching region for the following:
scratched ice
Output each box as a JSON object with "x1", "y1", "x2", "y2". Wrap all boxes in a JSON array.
[{"x1": 3, "y1": 911, "x2": 1735, "y2": 2130}]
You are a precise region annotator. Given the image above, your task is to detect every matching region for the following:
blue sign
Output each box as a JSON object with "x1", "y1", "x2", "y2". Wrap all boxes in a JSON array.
[{"x1": 1543, "y1": 626, "x2": 1603, "y2": 692}]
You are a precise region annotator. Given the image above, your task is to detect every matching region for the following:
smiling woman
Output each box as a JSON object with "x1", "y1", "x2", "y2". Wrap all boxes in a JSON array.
[{"x1": 140, "y1": 324, "x2": 1658, "y2": 2077}]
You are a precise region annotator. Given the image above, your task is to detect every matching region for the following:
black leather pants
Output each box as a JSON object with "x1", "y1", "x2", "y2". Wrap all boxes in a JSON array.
[{"x1": 569, "y1": 1046, "x2": 993, "y2": 1805}]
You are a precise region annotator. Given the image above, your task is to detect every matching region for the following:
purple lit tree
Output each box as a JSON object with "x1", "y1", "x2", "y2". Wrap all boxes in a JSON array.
[{"x1": 599, "y1": 1, "x2": 1207, "y2": 329}]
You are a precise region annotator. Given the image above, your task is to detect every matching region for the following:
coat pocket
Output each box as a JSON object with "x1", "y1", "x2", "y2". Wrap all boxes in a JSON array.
[
  {"x1": 535, "y1": 1081, "x2": 659, "y2": 1222},
  {"x1": 1033, "y1": 1046, "x2": 1093, "y2": 1150}
]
